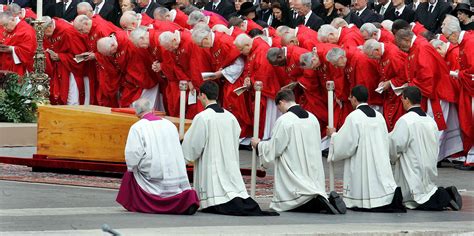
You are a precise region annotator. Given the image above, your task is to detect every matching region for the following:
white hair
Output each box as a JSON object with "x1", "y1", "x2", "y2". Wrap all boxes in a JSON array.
[
  {"x1": 266, "y1": 47, "x2": 284, "y2": 64},
  {"x1": 129, "y1": 26, "x2": 148, "y2": 45},
  {"x1": 96, "y1": 36, "x2": 115, "y2": 55},
  {"x1": 301, "y1": 0, "x2": 312, "y2": 8},
  {"x1": 154, "y1": 7, "x2": 169, "y2": 19},
  {"x1": 281, "y1": 31, "x2": 297, "y2": 45},
  {"x1": 318, "y1": 24, "x2": 338, "y2": 42},
  {"x1": 234, "y1": 33, "x2": 252, "y2": 48},
  {"x1": 73, "y1": 14, "x2": 90, "y2": 29},
  {"x1": 430, "y1": 39, "x2": 446, "y2": 48},
  {"x1": 120, "y1": 11, "x2": 138, "y2": 27},
  {"x1": 325, "y1": 47, "x2": 346, "y2": 64},
  {"x1": 443, "y1": 14, "x2": 458, "y2": 24},
  {"x1": 159, "y1": 31, "x2": 176, "y2": 47},
  {"x1": 77, "y1": 2, "x2": 93, "y2": 12},
  {"x1": 276, "y1": 25, "x2": 291, "y2": 36},
  {"x1": 212, "y1": 24, "x2": 229, "y2": 33},
  {"x1": 441, "y1": 18, "x2": 461, "y2": 35},
  {"x1": 360, "y1": 23, "x2": 378, "y2": 35},
  {"x1": 362, "y1": 39, "x2": 381, "y2": 55},
  {"x1": 330, "y1": 18, "x2": 348, "y2": 28},
  {"x1": 381, "y1": 20, "x2": 393, "y2": 31},
  {"x1": 191, "y1": 24, "x2": 211, "y2": 44},
  {"x1": 132, "y1": 98, "x2": 153, "y2": 116},
  {"x1": 41, "y1": 16, "x2": 54, "y2": 27},
  {"x1": 6, "y1": 3, "x2": 21, "y2": 15},
  {"x1": 187, "y1": 10, "x2": 205, "y2": 26},
  {"x1": 299, "y1": 52, "x2": 315, "y2": 69}
]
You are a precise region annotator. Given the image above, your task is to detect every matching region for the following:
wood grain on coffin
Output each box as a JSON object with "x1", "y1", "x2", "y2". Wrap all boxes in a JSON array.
[{"x1": 37, "y1": 105, "x2": 191, "y2": 163}]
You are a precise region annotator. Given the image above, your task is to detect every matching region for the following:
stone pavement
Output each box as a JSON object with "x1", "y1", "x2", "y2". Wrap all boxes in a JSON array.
[{"x1": 0, "y1": 147, "x2": 473, "y2": 235}]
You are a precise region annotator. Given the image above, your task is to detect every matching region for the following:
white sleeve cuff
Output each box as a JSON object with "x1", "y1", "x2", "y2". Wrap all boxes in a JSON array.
[
  {"x1": 221, "y1": 57, "x2": 244, "y2": 84},
  {"x1": 11, "y1": 46, "x2": 22, "y2": 65}
]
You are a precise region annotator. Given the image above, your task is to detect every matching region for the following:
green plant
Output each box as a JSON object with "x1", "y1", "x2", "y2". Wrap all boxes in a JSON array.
[{"x1": 0, "y1": 73, "x2": 39, "y2": 123}]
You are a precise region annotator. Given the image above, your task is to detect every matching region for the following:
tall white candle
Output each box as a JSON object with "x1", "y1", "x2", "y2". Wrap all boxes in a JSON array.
[{"x1": 36, "y1": 0, "x2": 43, "y2": 20}]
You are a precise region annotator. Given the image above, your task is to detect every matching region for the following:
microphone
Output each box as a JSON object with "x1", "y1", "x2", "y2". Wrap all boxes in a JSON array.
[{"x1": 101, "y1": 224, "x2": 121, "y2": 236}]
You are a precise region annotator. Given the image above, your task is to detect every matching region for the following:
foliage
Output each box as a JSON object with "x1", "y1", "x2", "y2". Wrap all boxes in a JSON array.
[{"x1": 0, "y1": 73, "x2": 39, "y2": 123}]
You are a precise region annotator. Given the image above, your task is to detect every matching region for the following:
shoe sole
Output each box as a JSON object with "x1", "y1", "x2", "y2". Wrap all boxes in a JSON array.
[
  {"x1": 329, "y1": 191, "x2": 347, "y2": 214},
  {"x1": 446, "y1": 186, "x2": 463, "y2": 211}
]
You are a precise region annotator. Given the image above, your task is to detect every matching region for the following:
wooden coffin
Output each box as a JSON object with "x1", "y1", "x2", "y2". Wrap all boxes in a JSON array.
[{"x1": 37, "y1": 105, "x2": 191, "y2": 163}]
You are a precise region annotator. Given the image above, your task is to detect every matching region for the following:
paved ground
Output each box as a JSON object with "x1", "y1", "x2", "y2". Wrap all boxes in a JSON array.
[{"x1": 0, "y1": 147, "x2": 473, "y2": 235}]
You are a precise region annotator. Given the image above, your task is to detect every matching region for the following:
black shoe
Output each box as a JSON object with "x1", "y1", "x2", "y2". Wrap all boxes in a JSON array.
[
  {"x1": 316, "y1": 195, "x2": 339, "y2": 214},
  {"x1": 454, "y1": 165, "x2": 474, "y2": 171},
  {"x1": 185, "y1": 204, "x2": 199, "y2": 215},
  {"x1": 446, "y1": 186, "x2": 462, "y2": 211},
  {"x1": 328, "y1": 191, "x2": 347, "y2": 214}
]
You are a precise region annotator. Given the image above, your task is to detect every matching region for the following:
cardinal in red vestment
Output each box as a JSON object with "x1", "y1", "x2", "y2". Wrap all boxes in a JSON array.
[
  {"x1": 0, "y1": 12, "x2": 36, "y2": 76},
  {"x1": 43, "y1": 17, "x2": 88, "y2": 105}
]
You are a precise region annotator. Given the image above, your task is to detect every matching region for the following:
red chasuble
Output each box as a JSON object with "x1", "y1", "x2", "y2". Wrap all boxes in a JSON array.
[
  {"x1": 411, "y1": 22, "x2": 428, "y2": 37},
  {"x1": 152, "y1": 20, "x2": 183, "y2": 32},
  {"x1": 337, "y1": 27, "x2": 365, "y2": 50},
  {"x1": 211, "y1": 32, "x2": 253, "y2": 137},
  {"x1": 96, "y1": 32, "x2": 150, "y2": 107},
  {"x1": 165, "y1": 30, "x2": 204, "y2": 118},
  {"x1": 0, "y1": 20, "x2": 36, "y2": 76},
  {"x1": 344, "y1": 48, "x2": 383, "y2": 107},
  {"x1": 173, "y1": 9, "x2": 191, "y2": 29},
  {"x1": 140, "y1": 13, "x2": 154, "y2": 26},
  {"x1": 244, "y1": 38, "x2": 280, "y2": 137},
  {"x1": 44, "y1": 18, "x2": 88, "y2": 104},
  {"x1": 457, "y1": 33, "x2": 474, "y2": 155},
  {"x1": 379, "y1": 28, "x2": 395, "y2": 44},
  {"x1": 245, "y1": 19, "x2": 263, "y2": 33},
  {"x1": 296, "y1": 25, "x2": 318, "y2": 48},
  {"x1": 395, "y1": 36, "x2": 451, "y2": 130},
  {"x1": 207, "y1": 14, "x2": 228, "y2": 28},
  {"x1": 82, "y1": 15, "x2": 120, "y2": 106},
  {"x1": 377, "y1": 43, "x2": 407, "y2": 131}
]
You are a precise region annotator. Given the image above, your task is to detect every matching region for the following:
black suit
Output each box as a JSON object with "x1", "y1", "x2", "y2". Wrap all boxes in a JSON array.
[
  {"x1": 384, "y1": 6, "x2": 415, "y2": 23},
  {"x1": 53, "y1": 0, "x2": 79, "y2": 22},
  {"x1": 374, "y1": 2, "x2": 394, "y2": 19},
  {"x1": 134, "y1": 1, "x2": 159, "y2": 19},
  {"x1": 302, "y1": 12, "x2": 324, "y2": 31},
  {"x1": 204, "y1": 0, "x2": 235, "y2": 20},
  {"x1": 289, "y1": 9, "x2": 300, "y2": 28},
  {"x1": 95, "y1": 0, "x2": 120, "y2": 24},
  {"x1": 344, "y1": 11, "x2": 363, "y2": 28},
  {"x1": 258, "y1": 9, "x2": 272, "y2": 23},
  {"x1": 415, "y1": 2, "x2": 452, "y2": 33},
  {"x1": 357, "y1": 8, "x2": 382, "y2": 23}
]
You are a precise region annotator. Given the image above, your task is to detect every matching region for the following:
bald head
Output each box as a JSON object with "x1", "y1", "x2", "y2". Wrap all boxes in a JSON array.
[
  {"x1": 212, "y1": 24, "x2": 231, "y2": 35},
  {"x1": 132, "y1": 98, "x2": 153, "y2": 117},
  {"x1": 330, "y1": 18, "x2": 348, "y2": 28},
  {"x1": 97, "y1": 36, "x2": 118, "y2": 56},
  {"x1": 275, "y1": 25, "x2": 292, "y2": 37},
  {"x1": 73, "y1": 15, "x2": 92, "y2": 34},
  {"x1": 267, "y1": 47, "x2": 286, "y2": 66}
]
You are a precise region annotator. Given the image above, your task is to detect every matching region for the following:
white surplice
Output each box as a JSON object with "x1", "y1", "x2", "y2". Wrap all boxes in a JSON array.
[
  {"x1": 328, "y1": 107, "x2": 398, "y2": 209},
  {"x1": 125, "y1": 118, "x2": 192, "y2": 198},
  {"x1": 389, "y1": 110, "x2": 439, "y2": 209},
  {"x1": 182, "y1": 108, "x2": 249, "y2": 209},
  {"x1": 258, "y1": 111, "x2": 327, "y2": 211}
]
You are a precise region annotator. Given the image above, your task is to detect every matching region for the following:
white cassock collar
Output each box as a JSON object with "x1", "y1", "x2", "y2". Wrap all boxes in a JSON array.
[{"x1": 356, "y1": 103, "x2": 369, "y2": 109}]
